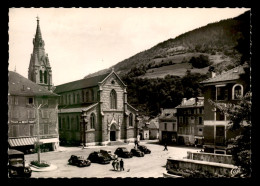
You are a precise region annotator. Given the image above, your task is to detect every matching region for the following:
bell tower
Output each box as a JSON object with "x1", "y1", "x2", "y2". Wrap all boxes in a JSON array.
[{"x1": 28, "y1": 16, "x2": 53, "y2": 91}]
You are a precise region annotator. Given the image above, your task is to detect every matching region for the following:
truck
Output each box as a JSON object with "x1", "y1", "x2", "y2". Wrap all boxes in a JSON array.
[{"x1": 8, "y1": 149, "x2": 32, "y2": 178}]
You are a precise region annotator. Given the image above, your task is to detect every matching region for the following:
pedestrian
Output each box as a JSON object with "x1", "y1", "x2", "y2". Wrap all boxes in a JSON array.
[
  {"x1": 163, "y1": 142, "x2": 168, "y2": 151},
  {"x1": 134, "y1": 139, "x2": 138, "y2": 149},
  {"x1": 120, "y1": 159, "x2": 124, "y2": 171},
  {"x1": 112, "y1": 159, "x2": 116, "y2": 170},
  {"x1": 115, "y1": 159, "x2": 119, "y2": 171}
]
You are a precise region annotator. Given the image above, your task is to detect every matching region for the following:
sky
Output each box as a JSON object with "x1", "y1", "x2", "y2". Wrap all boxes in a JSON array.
[{"x1": 8, "y1": 8, "x2": 250, "y2": 86}]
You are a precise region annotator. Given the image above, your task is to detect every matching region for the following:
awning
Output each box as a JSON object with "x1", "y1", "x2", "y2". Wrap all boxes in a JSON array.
[
  {"x1": 8, "y1": 137, "x2": 37, "y2": 147},
  {"x1": 39, "y1": 138, "x2": 59, "y2": 144}
]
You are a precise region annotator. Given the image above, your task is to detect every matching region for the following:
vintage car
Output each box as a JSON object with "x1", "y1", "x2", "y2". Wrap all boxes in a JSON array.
[
  {"x1": 8, "y1": 149, "x2": 32, "y2": 178},
  {"x1": 138, "y1": 145, "x2": 151, "y2": 154},
  {"x1": 130, "y1": 148, "x2": 145, "y2": 157},
  {"x1": 68, "y1": 155, "x2": 91, "y2": 167},
  {"x1": 87, "y1": 151, "x2": 111, "y2": 164},
  {"x1": 114, "y1": 147, "x2": 133, "y2": 158},
  {"x1": 100, "y1": 149, "x2": 118, "y2": 160}
]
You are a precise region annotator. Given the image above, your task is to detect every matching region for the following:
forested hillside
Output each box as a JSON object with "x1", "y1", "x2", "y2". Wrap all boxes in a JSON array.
[{"x1": 85, "y1": 11, "x2": 250, "y2": 116}]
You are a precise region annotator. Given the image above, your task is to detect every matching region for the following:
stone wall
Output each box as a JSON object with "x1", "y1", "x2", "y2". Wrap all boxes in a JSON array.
[{"x1": 186, "y1": 151, "x2": 234, "y2": 164}]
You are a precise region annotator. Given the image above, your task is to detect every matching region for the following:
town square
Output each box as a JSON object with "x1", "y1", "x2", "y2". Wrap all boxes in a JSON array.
[{"x1": 7, "y1": 8, "x2": 251, "y2": 179}]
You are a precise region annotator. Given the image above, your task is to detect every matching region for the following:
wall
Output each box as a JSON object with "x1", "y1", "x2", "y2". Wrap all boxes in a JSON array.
[{"x1": 187, "y1": 151, "x2": 234, "y2": 164}]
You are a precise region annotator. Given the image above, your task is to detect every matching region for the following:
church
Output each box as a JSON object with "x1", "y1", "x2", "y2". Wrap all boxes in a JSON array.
[
  {"x1": 54, "y1": 69, "x2": 139, "y2": 146},
  {"x1": 27, "y1": 17, "x2": 139, "y2": 146}
]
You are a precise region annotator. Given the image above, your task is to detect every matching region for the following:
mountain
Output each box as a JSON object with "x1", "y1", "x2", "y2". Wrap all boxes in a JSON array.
[{"x1": 84, "y1": 10, "x2": 250, "y2": 79}]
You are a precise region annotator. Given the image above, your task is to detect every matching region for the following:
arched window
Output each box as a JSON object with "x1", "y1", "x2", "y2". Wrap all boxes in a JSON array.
[
  {"x1": 85, "y1": 91, "x2": 89, "y2": 102},
  {"x1": 129, "y1": 113, "x2": 133, "y2": 127},
  {"x1": 40, "y1": 70, "x2": 43, "y2": 83},
  {"x1": 73, "y1": 93, "x2": 75, "y2": 104},
  {"x1": 67, "y1": 116, "x2": 70, "y2": 130},
  {"x1": 90, "y1": 113, "x2": 95, "y2": 129},
  {"x1": 44, "y1": 71, "x2": 47, "y2": 84},
  {"x1": 110, "y1": 89, "x2": 117, "y2": 109},
  {"x1": 76, "y1": 116, "x2": 79, "y2": 131},
  {"x1": 91, "y1": 89, "x2": 94, "y2": 101},
  {"x1": 71, "y1": 117, "x2": 74, "y2": 130},
  {"x1": 232, "y1": 84, "x2": 243, "y2": 100}
]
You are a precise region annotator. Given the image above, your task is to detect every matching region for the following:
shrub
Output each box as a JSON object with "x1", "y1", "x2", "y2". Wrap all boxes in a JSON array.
[{"x1": 30, "y1": 160, "x2": 50, "y2": 167}]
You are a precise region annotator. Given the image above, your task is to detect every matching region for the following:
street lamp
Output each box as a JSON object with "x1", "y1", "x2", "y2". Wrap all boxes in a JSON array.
[{"x1": 81, "y1": 111, "x2": 88, "y2": 147}]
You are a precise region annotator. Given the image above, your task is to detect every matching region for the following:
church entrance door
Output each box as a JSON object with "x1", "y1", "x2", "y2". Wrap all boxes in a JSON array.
[{"x1": 110, "y1": 124, "x2": 116, "y2": 141}]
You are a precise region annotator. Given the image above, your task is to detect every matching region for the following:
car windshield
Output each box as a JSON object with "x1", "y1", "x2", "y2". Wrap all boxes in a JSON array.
[
  {"x1": 122, "y1": 149, "x2": 128, "y2": 152},
  {"x1": 9, "y1": 158, "x2": 23, "y2": 167}
]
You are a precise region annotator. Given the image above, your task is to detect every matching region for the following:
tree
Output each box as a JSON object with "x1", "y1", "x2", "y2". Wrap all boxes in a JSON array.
[{"x1": 208, "y1": 91, "x2": 252, "y2": 177}]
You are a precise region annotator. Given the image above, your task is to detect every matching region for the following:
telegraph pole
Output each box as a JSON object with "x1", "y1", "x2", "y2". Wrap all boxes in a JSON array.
[{"x1": 36, "y1": 103, "x2": 42, "y2": 163}]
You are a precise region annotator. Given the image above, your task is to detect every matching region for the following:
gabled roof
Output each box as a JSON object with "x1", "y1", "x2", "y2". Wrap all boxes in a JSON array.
[
  {"x1": 159, "y1": 108, "x2": 177, "y2": 119},
  {"x1": 8, "y1": 71, "x2": 58, "y2": 97},
  {"x1": 54, "y1": 72, "x2": 110, "y2": 93},
  {"x1": 149, "y1": 118, "x2": 159, "y2": 129},
  {"x1": 200, "y1": 65, "x2": 245, "y2": 84}
]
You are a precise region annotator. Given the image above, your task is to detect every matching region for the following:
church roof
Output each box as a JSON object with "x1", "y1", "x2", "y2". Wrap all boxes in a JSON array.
[
  {"x1": 54, "y1": 72, "x2": 110, "y2": 94},
  {"x1": 58, "y1": 103, "x2": 98, "y2": 113},
  {"x1": 8, "y1": 71, "x2": 58, "y2": 97},
  {"x1": 200, "y1": 65, "x2": 245, "y2": 84}
]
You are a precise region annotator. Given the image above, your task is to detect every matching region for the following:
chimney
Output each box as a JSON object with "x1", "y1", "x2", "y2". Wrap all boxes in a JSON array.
[
  {"x1": 211, "y1": 71, "x2": 216, "y2": 78},
  {"x1": 182, "y1": 98, "x2": 187, "y2": 105}
]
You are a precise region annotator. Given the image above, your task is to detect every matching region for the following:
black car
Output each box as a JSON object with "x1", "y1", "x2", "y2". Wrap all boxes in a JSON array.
[
  {"x1": 68, "y1": 155, "x2": 91, "y2": 167},
  {"x1": 138, "y1": 145, "x2": 151, "y2": 154},
  {"x1": 100, "y1": 149, "x2": 118, "y2": 160},
  {"x1": 130, "y1": 148, "x2": 144, "y2": 157},
  {"x1": 114, "y1": 147, "x2": 133, "y2": 158},
  {"x1": 8, "y1": 149, "x2": 32, "y2": 178},
  {"x1": 87, "y1": 151, "x2": 111, "y2": 164}
]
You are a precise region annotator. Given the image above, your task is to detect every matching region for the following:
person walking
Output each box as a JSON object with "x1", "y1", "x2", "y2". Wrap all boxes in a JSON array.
[
  {"x1": 115, "y1": 159, "x2": 119, "y2": 171},
  {"x1": 134, "y1": 139, "x2": 138, "y2": 149},
  {"x1": 163, "y1": 142, "x2": 168, "y2": 151},
  {"x1": 120, "y1": 159, "x2": 124, "y2": 171},
  {"x1": 112, "y1": 159, "x2": 116, "y2": 170}
]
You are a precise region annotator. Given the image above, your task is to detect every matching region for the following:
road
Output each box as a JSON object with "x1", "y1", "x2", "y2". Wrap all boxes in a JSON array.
[{"x1": 24, "y1": 140, "x2": 200, "y2": 178}]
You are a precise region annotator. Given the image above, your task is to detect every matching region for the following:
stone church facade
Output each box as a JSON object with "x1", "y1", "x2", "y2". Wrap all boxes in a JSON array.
[{"x1": 54, "y1": 70, "x2": 139, "y2": 146}]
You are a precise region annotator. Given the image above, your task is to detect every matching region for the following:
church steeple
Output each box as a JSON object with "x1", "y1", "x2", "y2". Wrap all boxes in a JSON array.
[{"x1": 28, "y1": 16, "x2": 53, "y2": 91}]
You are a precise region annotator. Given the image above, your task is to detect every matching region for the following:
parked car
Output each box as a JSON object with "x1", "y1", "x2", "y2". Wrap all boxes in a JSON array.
[
  {"x1": 100, "y1": 149, "x2": 118, "y2": 160},
  {"x1": 130, "y1": 148, "x2": 144, "y2": 157},
  {"x1": 8, "y1": 149, "x2": 32, "y2": 178},
  {"x1": 114, "y1": 147, "x2": 133, "y2": 158},
  {"x1": 87, "y1": 151, "x2": 111, "y2": 164},
  {"x1": 138, "y1": 145, "x2": 151, "y2": 154},
  {"x1": 68, "y1": 155, "x2": 91, "y2": 167}
]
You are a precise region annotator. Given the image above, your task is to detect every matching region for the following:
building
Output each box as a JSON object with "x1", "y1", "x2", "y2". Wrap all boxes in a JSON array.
[
  {"x1": 54, "y1": 69, "x2": 139, "y2": 146},
  {"x1": 148, "y1": 118, "x2": 159, "y2": 140},
  {"x1": 175, "y1": 97, "x2": 204, "y2": 146},
  {"x1": 28, "y1": 16, "x2": 54, "y2": 91},
  {"x1": 200, "y1": 65, "x2": 249, "y2": 154},
  {"x1": 8, "y1": 71, "x2": 60, "y2": 153},
  {"x1": 158, "y1": 109, "x2": 178, "y2": 144},
  {"x1": 138, "y1": 116, "x2": 159, "y2": 140}
]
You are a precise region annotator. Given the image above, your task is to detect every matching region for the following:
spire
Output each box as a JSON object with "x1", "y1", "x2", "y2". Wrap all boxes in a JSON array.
[
  {"x1": 14, "y1": 65, "x2": 16, "y2": 72},
  {"x1": 35, "y1": 16, "x2": 42, "y2": 41}
]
